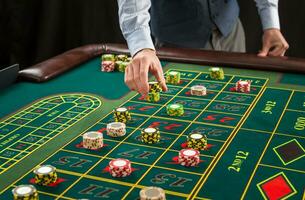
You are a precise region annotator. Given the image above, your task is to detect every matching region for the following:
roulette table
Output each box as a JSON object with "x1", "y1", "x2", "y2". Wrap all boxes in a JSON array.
[{"x1": 0, "y1": 44, "x2": 304, "y2": 199}]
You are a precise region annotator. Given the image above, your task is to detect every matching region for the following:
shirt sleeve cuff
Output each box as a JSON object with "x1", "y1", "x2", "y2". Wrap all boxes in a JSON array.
[
  {"x1": 258, "y1": 6, "x2": 280, "y2": 30},
  {"x1": 125, "y1": 27, "x2": 155, "y2": 57}
]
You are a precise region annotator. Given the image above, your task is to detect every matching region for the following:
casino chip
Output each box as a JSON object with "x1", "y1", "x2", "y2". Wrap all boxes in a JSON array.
[
  {"x1": 101, "y1": 61, "x2": 115, "y2": 72},
  {"x1": 149, "y1": 81, "x2": 162, "y2": 93},
  {"x1": 178, "y1": 149, "x2": 200, "y2": 167},
  {"x1": 115, "y1": 54, "x2": 128, "y2": 62},
  {"x1": 12, "y1": 184, "x2": 39, "y2": 200},
  {"x1": 107, "y1": 122, "x2": 126, "y2": 137},
  {"x1": 114, "y1": 107, "x2": 132, "y2": 123},
  {"x1": 166, "y1": 71, "x2": 181, "y2": 85},
  {"x1": 139, "y1": 186, "x2": 166, "y2": 200},
  {"x1": 33, "y1": 165, "x2": 58, "y2": 186},
  {"x1": 83, "y1": 131, "x2": 103, "y2": 150},
  {"x1": 109, "y1": 158, "x2": 132, "y2": 177},
  {"x1": 235, "y1": 80, "x2": 251, "y2": 93},
  {"x1": 191, "y1": 85, "x2": 207, "y2": 96},
  {"x1": 141, "y1": 127, "x2": 160, "y2": 144},
  {"x1": 101, "y1": 54, "x2": 115, "y2": 62},
  {"x1": 187, "y1": 133, "x2": 208, "y2": 150},
  {"x1": 118, "y1": 61, "x2": 129, "y2": 72},
  {"x1": 146, "y1": 92, "x2": 160, "y2": 102},
  {"x1": 209, "y1": 67, "x2": 224, "y2": 80},
  {"x1": 166, "y1": 103, "x2": 184, "y2": 116}
]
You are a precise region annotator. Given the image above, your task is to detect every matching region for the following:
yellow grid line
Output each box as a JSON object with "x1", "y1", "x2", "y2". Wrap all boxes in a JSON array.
[
  {"x1": 240, "y1": 90, "x2": 294, "y2": 199},
  {"x1": 190, "y1": 81, "x2": 269, "y2": 199},
  {"x1": 57, "y1": 72, "x2": 202, "y2": 199},
  {"x1": 0, "y1": 95, "x2": 101, "y2": 174},
  {"x1": 259, "y1": 163, "x2": 305, "y2": 174}
]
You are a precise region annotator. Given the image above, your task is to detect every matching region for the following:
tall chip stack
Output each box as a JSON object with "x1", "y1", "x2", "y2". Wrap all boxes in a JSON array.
[{"x1": 146, "y1": 81, "x2": 162, "y2": 102}]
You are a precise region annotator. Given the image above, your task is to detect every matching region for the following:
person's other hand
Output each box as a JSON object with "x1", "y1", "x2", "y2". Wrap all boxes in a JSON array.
[
  {"x1": 125, "y1": 49, "x2": 167, "y2": 96},
  {"x1": 258, "y1": 28, "x2": 289, "y2": 57}
]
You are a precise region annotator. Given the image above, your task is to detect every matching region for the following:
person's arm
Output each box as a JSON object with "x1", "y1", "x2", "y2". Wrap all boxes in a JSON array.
[
  {"x1": 117, "y1": 0, "x2": 167, "y2": 95},
  {"x1": 254, "y1": 0, "x2": 289, "y2": 57}
]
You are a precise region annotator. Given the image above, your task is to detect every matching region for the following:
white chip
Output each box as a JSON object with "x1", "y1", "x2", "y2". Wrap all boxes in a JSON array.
[
  {"x1": 190, "y1": 133, "x2": 204, "y2": 139},
  {"x1": 210, "y1": 67, "x2": 220, "y2": 71},
  {"x1": 170, "y1": 104, "x2": 180, "y2": 109},
  {"x1": 113, "y1": 160, "x2": 127, "y2": 167},
  {"x1": 183, "y1": 149, "x2": 197, "y2": 156},
  {"x1": 35, "y1": 165, "x2": 54, "y2": 174},
  {"x1": 144, "y1": 127, "x2": 157, "y2": 133},
  {"x1": 83, "y1": 131, "x2": 103, "y2": 139},
  {"x1": 169, "y1": 71, "x2": 179, "y2": 75},
  {"x1": 116, "y1": 107, "x2": 127, "y2": 112}
]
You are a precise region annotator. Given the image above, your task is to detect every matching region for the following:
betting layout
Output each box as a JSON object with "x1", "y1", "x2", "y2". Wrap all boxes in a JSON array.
[{"x1": 0, "y1": 54, "x2": 304, "y2": 200}]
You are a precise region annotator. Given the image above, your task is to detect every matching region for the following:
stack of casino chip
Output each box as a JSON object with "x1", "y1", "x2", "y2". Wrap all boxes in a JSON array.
[
  {"x1": 118, "y1": 61, "x2": 130, "y2": 72},
  {"x1": 146, "y1": 81, "x2": 162, "y2": 102},
  {"x1": 166, "y1": 103, "x2": 184, "y2": 116},
  {"x1": 33, "y1": 165, "x2": 58, "y2": 186},
  {"x1": 178, "y1": 149, "x2": 200, "y2": 167},
  {"x1": 209, "y1": 67, "x2": 225, "y2": 80},
  {"x1": 187, "y1": 133, "x2": 208, "y2": 150},
  {"x1": 12, "y1": 185, "x2": 39, "y2": 200},
  {"x1": 82, "y1": 131, "x2": 103, "y2": 150},
  {"x1": 115, "y1": 54, "x2": 128, "y2": 61},
  {"x1": 109, "y1": 158, "x2": 132, "y2": 177},
  {"x1": 166, "y1": 71, "x2": 181, "y2": 84},
  {"x1": 101, "y1": 54, "x2": 115, "y2": 72},
  {"x1": 191, "y1": 85, "x2": 207, "y2": 96},
  {"x1": 139, "y1": 186, "x2": 166, "y2": 200},
  {"x1": 235, "y1": 80, "x2": 251, "y2": 93},
  {"x1": 141, "y1": 127, "x2": 160, "y2": 144},
  {"x1": 106, "y1": 122, "x2": 126, "y2": 137},
  {"x1": 114, "y1": 107, "x2": 132, "y2": 123},
  {"x1": 101, "y1": 61, "x2": 115, "y2": 72}
]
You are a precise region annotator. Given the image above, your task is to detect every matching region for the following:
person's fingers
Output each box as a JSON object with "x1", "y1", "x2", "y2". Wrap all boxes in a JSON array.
[
  {"x1": 258, "y1": 43, "x2": 271, "y2": 57},
  {"x1": 131, "y1": 59, "x2": 144, "y2": 94},
  {"x1": 151, "y1": 62, "x2": 168, "y2": 92},
  {"x1": 139, "y1": 59, "x2": 150, "y2": 96},
  {"x1": 268, "y1": 44, "x2": 286, "y2": 57},
  {"x1": 124, "y1": 64, "x2": 136, "y2": 91}
]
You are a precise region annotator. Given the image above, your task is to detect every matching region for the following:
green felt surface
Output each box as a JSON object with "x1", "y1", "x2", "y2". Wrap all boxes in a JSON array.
[{"x1": 0, "y1": 60, "x2": 305, "y2": 200}]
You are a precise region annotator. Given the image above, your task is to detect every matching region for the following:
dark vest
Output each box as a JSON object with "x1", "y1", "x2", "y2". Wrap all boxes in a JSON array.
[{"x1": 150, "y1": 0, "x2": 239, "y2": 48}]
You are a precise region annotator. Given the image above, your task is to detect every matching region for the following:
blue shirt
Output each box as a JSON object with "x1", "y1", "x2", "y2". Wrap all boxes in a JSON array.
[{"x1": 118, "y1": 0, "x2": 280, "y2": 56}]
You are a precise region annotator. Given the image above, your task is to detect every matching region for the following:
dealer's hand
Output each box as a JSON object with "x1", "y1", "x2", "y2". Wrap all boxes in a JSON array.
[
  {"x1": 125, "y1": 49, "x2": 167, "y2": 96},
  {"x1": 258, "y1": 28, "x2": 289, "y2": 57}
]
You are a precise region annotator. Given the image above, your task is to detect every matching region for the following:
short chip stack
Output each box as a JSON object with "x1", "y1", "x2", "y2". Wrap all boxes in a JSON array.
[
  {"x1": 118, "y1": 61, "x2": 129, "y2": 72},
  {"x1": 146, "y1": 81, "x2": 162, "y2": 102},
  {"x1": 107, "y1": 122, "x2": 126, "y2": 137},
  {"x1": 178, "y1": 149, "x2": 200, "y2": 167},
  {"x1": 187, "y1": 133, "x2": 208, "y2": 150},
  {"x1": 166, "y1": 103, "x2": 184, "y2": 116},
  {"x1": 109, "y1": 158, "x2": 132, "y2": 177},
  {"x1": 139, "y1": 187, "x2": 166, "y2": 200},
  {"x1": 209, "y1": 67, "x2": 224, "y2": 80},
  {"x1": 141, "y1": 127, "x2": 160, "y2": 144},
  {"x1": 33, "y1": 165, "x2": 58, "y2": 186},
  {"x1": 114, "y1": 107, "x2": 132, "y2": 123},
  {"x1": 12, "y1": 185, "x2": 39, "y2": 200},
  {"x1": 191, "y1": 85, "x2": 207, "y2": 96},
  {"x1": 235, "y1": 80, "x2": 251, "y2": 93},
  {"x1": 83, "y1": 131, "x2": 103, "y2": 150},
  {"x1": 166, "y1": 71, "x2": 181, "y2": 85}
]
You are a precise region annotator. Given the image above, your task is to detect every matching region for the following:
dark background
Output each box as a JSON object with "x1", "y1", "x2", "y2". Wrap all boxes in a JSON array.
[{"x1": 0, "y1": 0, "x2": 304, "y2": 70}]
